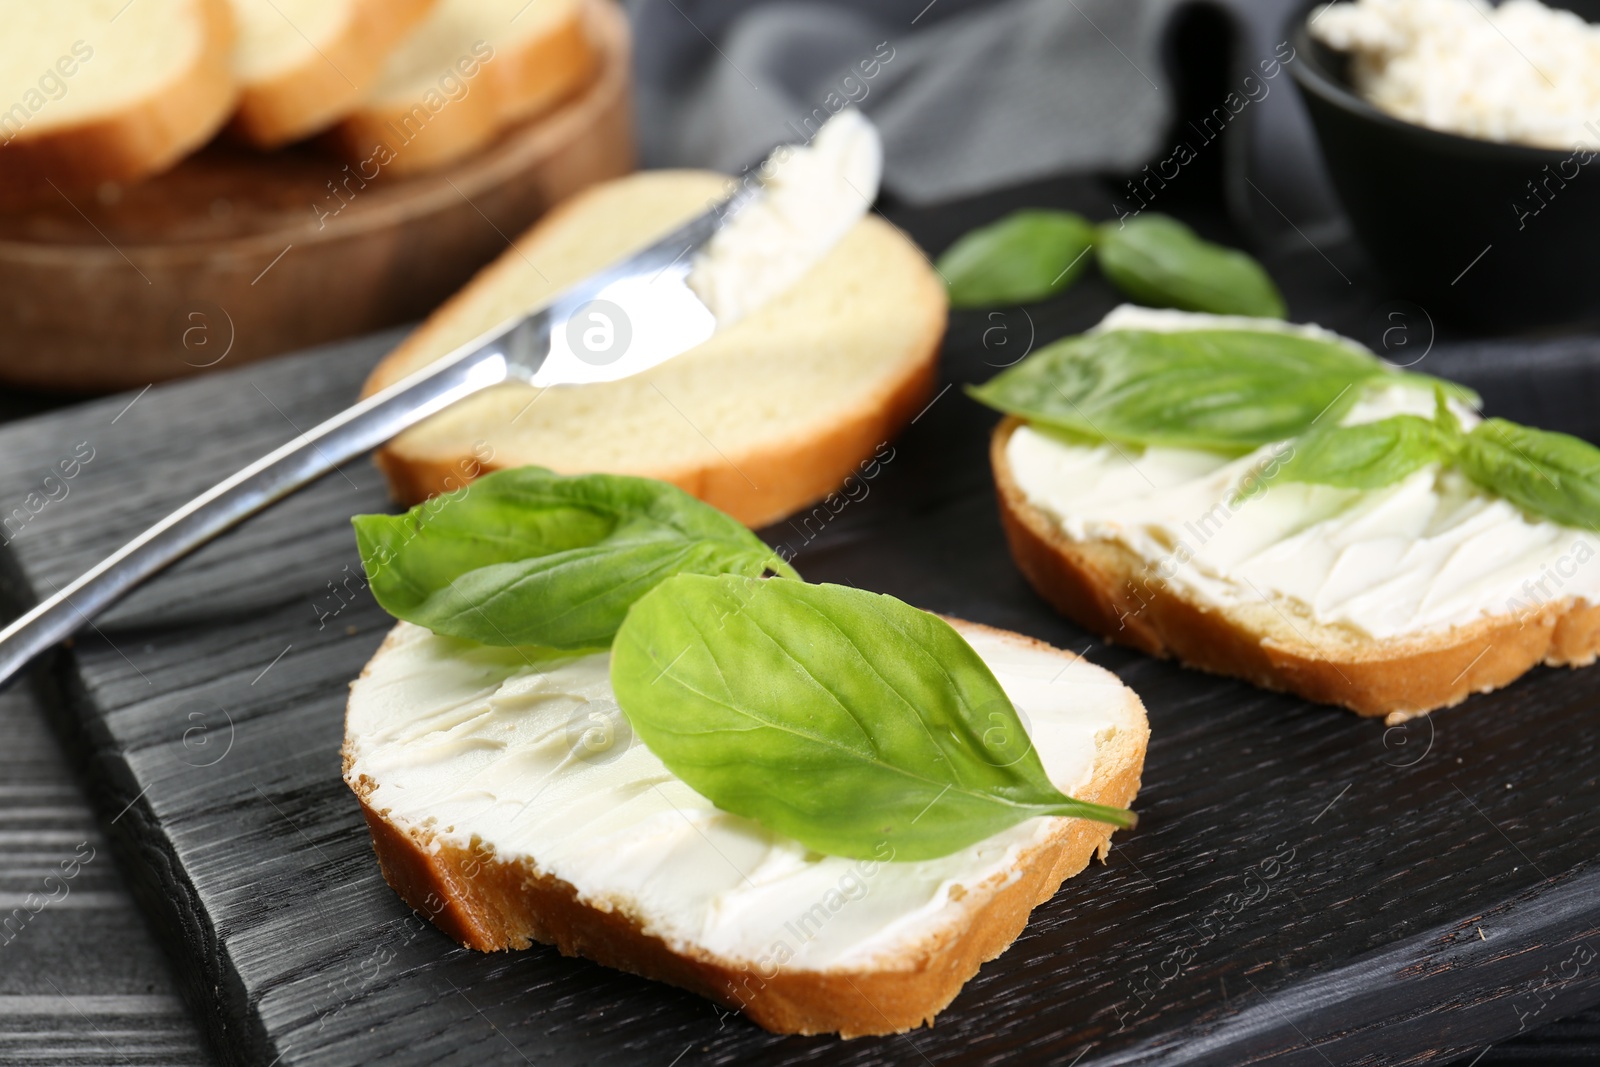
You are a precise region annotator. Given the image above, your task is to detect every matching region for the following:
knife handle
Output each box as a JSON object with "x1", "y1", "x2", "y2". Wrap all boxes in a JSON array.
[{"x1": 0, "y1": 344, "x2": 512, "y2": 690}]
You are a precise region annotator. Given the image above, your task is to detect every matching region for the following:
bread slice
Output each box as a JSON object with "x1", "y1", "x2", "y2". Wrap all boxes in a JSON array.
[
  {"x1": 0, "y1": 0, "x2": 237, "y2": 205},
  {"x1": 323, "y1": 0, "x2": 597, "y2": 175},
  {"x1": 991, "y1": 417, "x2": 1600, "y2": 723},
  {"x1": 343, "y1": 617, "x2": 1148, "y2": 1036},
  {"x1": 361, "y1": 170, "x2": 946, "y2": 528},
  {"x1": 227, "y1": 0, "x2": 437, "y2": 147}
]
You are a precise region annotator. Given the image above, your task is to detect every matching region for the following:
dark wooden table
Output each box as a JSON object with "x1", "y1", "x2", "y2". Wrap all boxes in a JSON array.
[{"x1": 3, "y1": 171, "x2": 1600, "y2": 1065}]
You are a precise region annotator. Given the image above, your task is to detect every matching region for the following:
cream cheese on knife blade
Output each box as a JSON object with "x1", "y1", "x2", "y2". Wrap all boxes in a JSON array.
[
  {"x1": 687, "y1": 109, "x2": 883, "y2": 325},
  {"x1": 1005, "y1": 306, "x2": 1600, "y2": 641}
]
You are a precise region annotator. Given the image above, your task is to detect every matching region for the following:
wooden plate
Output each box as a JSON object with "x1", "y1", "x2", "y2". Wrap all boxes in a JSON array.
[
  {"x1": 6, "y1": 320, "x2": 1600, "y2": 1066},
  {"x1": 0, "y1": 0, "x2": 633, "y2": 393}
]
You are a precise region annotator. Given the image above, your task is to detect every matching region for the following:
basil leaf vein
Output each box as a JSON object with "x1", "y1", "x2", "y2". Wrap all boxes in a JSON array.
[
  {"x1": 1459, "y1": 419, "x2": 1600, "y2": 532},
  {"x1": 353, "y1": 467, "x2": 796, "y2": 649},
  {"x1": 611, "y1": 574, "x2": 1135, "y2": 863},
  {"x1": 1271, "y1": 413, "x2": 1453, "y2": 489}
]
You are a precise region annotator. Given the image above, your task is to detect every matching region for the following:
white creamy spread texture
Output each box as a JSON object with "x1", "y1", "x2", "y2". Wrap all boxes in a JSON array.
[
  {"x1": 1311, "y1": 0, "x2": 1600, "y2": 150},
  {"x1": 1006, "y1": 306, "x2": 1600, "y2": 640},
  {"x1": 687, "y1": 109, "x2": 882, "y2": 324},
  {"x1": 345, "y1": 620, "x2": 1130, "y2": 971}
]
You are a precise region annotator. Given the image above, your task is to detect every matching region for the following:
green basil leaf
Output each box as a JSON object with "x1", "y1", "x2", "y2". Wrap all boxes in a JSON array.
[
  {"x1": 353, "y1": 467, "x2": 797, "y2": 649},
  {"x1": 1433, "y1": 384, "x2": 1465, "y2": 444},
  {"x1": 1273, "y1": 414, "x2": 1451, "y2": 489},
  {"x1": 1096, "y1": 214, "x2": 1287, "y2": 318},
  {"x1": 936, "y1": 209, "x2": 1097, "y2": 308},
  {"x1": 1458, "y1": 419, "x2": 1600, "y2": 531},
  {"x1": 611, "y1": 574, "x2": 1135, "y2": 862},
  {"x1": 969, "y1": 327, "x2": 1387, "y2": 452}
]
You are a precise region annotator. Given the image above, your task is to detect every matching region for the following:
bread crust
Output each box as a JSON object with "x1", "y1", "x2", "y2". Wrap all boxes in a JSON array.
[
  {"x1": 323, "y1": 0, "x2": 598, "y2": 175},
  {"x1": 0, "y1": 0, "x2": 238, "y2": 206},
  {"x1": 229, "y1": 0, "x2": 438, "y2": 148},
  {"x1": 990, "y1": 417, "x2": 1600, "y2": 722},
  {"x1": 343, "y1": 619, "x2": 1147, "y2": 1036}
]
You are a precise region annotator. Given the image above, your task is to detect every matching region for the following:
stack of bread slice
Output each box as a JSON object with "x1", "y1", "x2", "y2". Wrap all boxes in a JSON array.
[
  {"x1": 0, "y1": 0, "x2": 602, "y2": 202},
  {"x1": 227, "y1": 0, "x2": 437, "y2": 147},
  {"x1": 324, "y1": 0, "x2": 598, "y2": 174}
]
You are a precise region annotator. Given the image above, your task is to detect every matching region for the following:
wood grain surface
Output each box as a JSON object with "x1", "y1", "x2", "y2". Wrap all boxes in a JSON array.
[
  {"x1": 0, "y1": 683, "x2": 210, "y2": 1066},
  {"x1": 0, "y1": 0, "x2": 632, "y2": 394},
  {"x1": 2, "y1": 182, "x2": 1600, "y2": 1065}
]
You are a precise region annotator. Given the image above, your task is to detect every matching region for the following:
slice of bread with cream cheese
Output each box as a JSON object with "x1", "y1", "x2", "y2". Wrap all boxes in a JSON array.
[
  {"x1": 989, "y1": 306, "x2": 1600, "y2": 723},
  {"x1": 343, "y1": 617, "x2": 1147, "y2": 1036}
]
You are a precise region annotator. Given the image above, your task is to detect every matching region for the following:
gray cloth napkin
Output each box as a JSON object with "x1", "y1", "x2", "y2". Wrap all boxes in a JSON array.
[{"x1": 629, "y1": 0, "x2": 1188, "y2": 205}]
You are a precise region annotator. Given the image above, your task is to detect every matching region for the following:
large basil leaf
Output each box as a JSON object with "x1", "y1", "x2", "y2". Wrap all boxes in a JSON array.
[
  {"x1": 353, "y1": 467, "x2": 796, "y2": 649},
  {"x1": 1096, "y1": 214, "x2": 1286, "y2": 318},
  {"x1": 969, "y1": 327, "x2": 1394, "y2": 452},
  {"x1": 611, "y1": 574, "x2": 1135, "y2": 862},
  {"x1": 936, "y1": 209, "x2": 1097, "y2": 308},
  {"x1": 1273, "y1": 414, "x2": 1451, "y2": 489},
  {"x1": 1458, "y1": 419, "x2": 1600, "y2": 531}
]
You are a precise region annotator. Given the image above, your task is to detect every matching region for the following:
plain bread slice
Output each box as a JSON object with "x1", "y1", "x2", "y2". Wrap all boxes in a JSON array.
[
  {"x1": 227, "y1": 0, "x2": 437, "y2": 147},
  {"x1": 360, "y1": 168, "x2": 947, "y2": 528}
]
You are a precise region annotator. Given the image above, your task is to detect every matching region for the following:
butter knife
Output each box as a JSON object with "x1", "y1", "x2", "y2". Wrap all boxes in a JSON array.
[{"x1": 0, "y1": 181, "x2": 761, "y2": 689}]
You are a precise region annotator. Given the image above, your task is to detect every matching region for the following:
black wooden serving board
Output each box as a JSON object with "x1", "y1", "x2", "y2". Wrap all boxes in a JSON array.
[{"x1": 5, "y1": 212, "x2": 1600, "y2": 1065}]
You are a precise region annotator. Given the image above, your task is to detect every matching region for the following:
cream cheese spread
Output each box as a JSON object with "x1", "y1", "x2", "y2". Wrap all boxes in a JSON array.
[
  {"x1": 1005, "y1": 306, "x2": 1600, "y2": 640},
  {"x1": 687, "y1": 109, "x2": 883, "y2": 324},
  {"x1": 1311, "y1": 0, "x2": 1600, "y2": 150},
  {"x1": 345, "y1": 620, "x2": 1131, "y2": 972}
]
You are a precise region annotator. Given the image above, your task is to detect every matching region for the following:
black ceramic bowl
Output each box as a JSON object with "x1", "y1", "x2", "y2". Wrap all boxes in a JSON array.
[{"x1": 1291, "y1": 0, "x2": 1600, "y2": 330}]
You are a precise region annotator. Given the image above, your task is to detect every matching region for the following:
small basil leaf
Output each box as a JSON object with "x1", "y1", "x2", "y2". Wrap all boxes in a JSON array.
[
  {"x1": 1410, "y1": 374, "x2": 1481, "y2": 410},
  {"x1": 611, "y1": 574, "x2": 1135, "y2": 863},
  {"x1": 936, "y1": 209, "x2": 1097, "y2": 308},
  {"x1": 1433, "y1": 385, "x2": 1465, "y2": 445},
  {"x1": 353, "y1": 467, "x2": 796, "y2": 649},
  {"x1": 1273, "y1": 414, "x2": 1451, "y2": 489},
  {"x1": 1458, "y1": 419, "x2": 1600, "y2": 531},
  {"x1": 1096, "y1": 214, "x2": 1287, "y2": 318},
  {"x1": 969, "y1": 328, "x2": 1385, "y2": 452}
]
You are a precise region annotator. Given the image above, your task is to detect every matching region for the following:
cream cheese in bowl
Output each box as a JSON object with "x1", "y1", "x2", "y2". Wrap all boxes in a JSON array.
[{"x1": 1311, "y1": 0, "x2": 1600, "y2": 149}]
